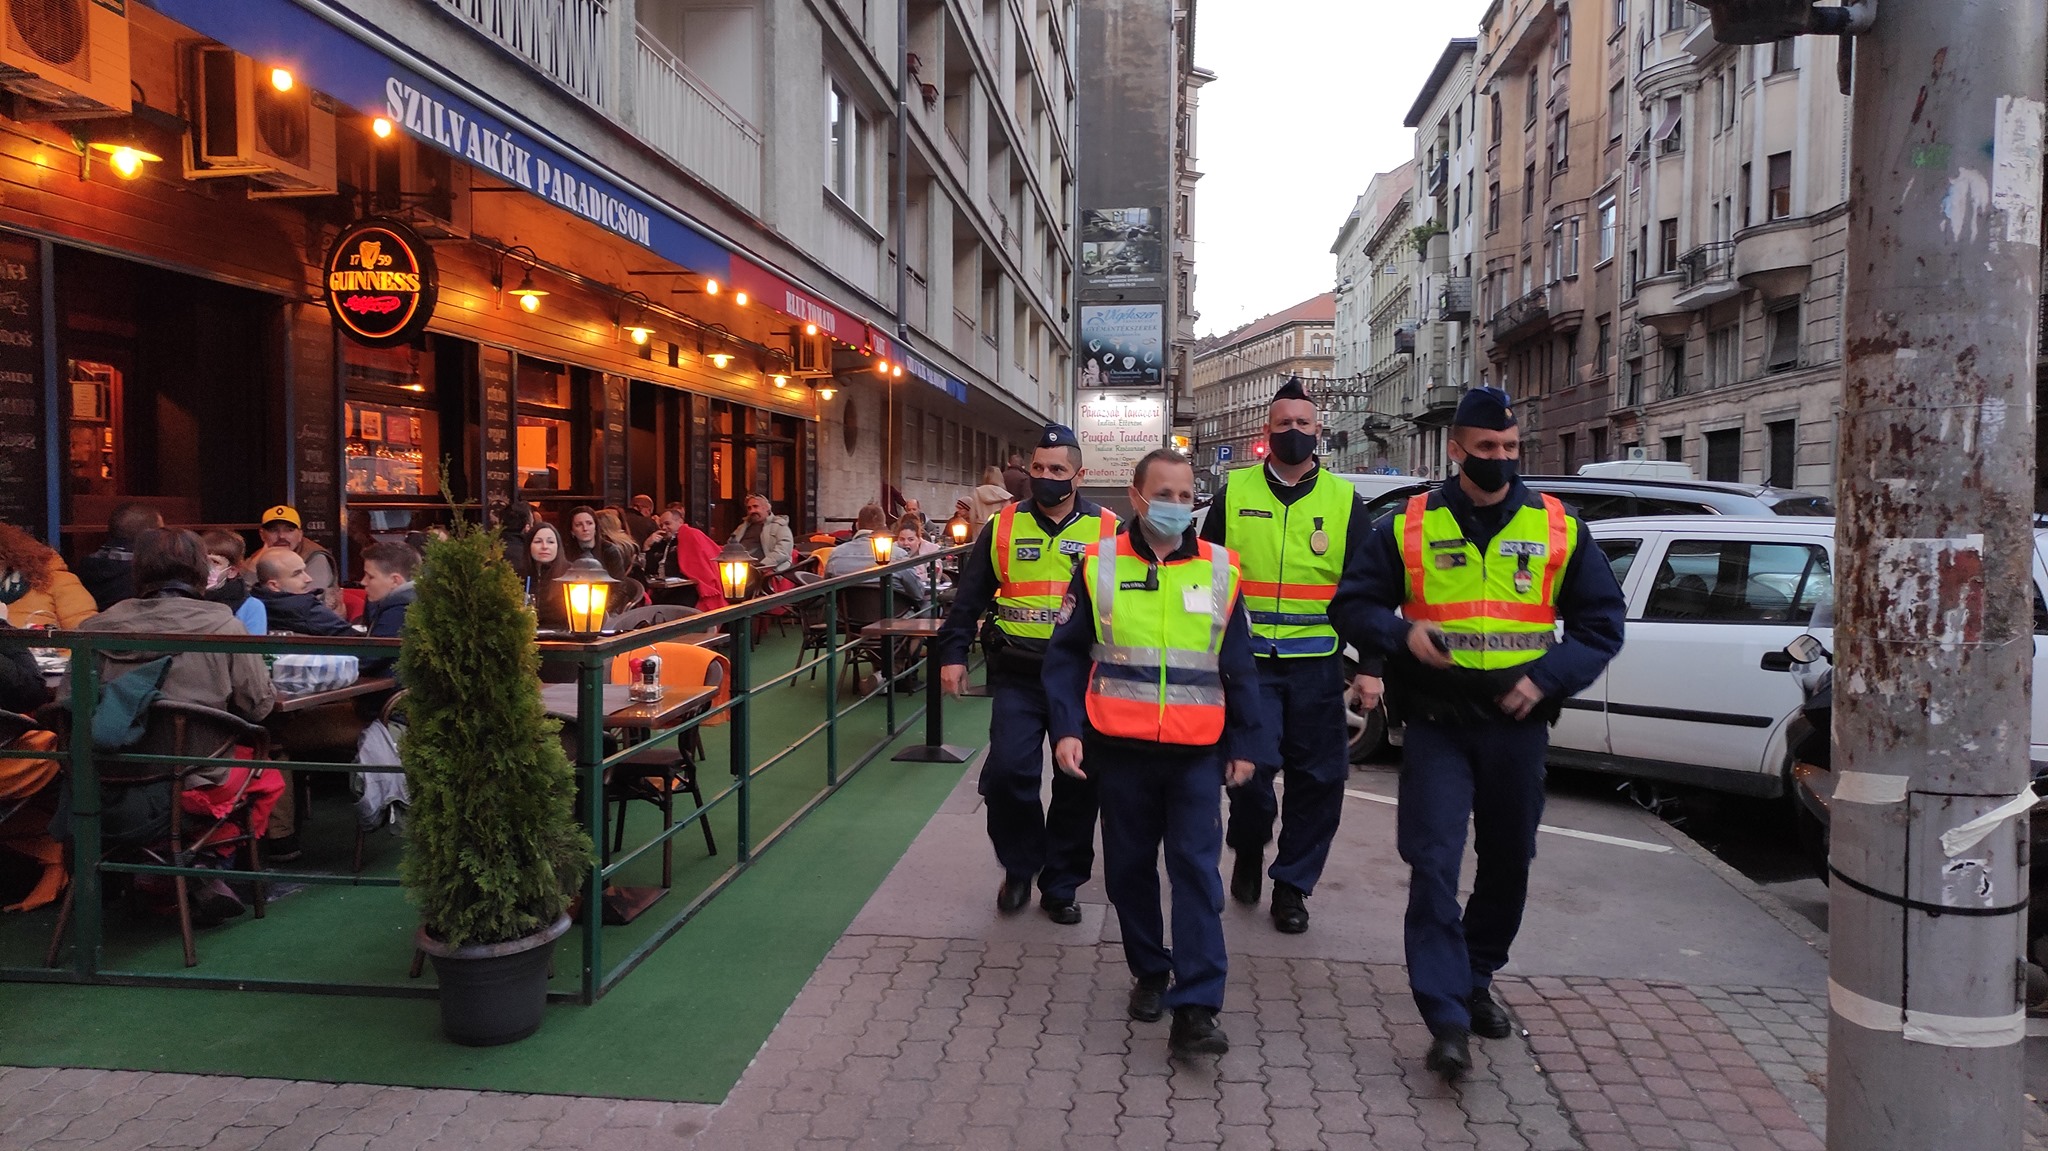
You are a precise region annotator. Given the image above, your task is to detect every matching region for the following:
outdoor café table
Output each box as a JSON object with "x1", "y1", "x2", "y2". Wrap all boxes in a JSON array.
[
  {"x1": 538, "y1": 682, "x2": 717, "y2": 924},
  {"x1": 272, "y1": 675, "x2": 399, "y2": 713},
  {"x1": 671, "y1": 631, "x2": 729, "y2": 651},
  {"x1": 858, "y1": 618, "x2": 972, "y2": 763},
  {"x1": 645, "y1": 576, "x2": 697, "y2": 606}
]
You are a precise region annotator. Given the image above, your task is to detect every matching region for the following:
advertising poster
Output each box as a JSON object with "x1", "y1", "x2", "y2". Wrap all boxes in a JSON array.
[
  {"x1": 1075, "y1": 393, "x2": 1167, "y2": 481},
  {"x1": 1078, "y1": 303, "x2": 1165, "y2": 388},
  {"x1": 1080, "y1": 208, "x2": 1163, "y2": 289}
]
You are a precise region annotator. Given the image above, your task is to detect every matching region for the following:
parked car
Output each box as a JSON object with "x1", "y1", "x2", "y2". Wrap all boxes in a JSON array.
[
  {"x1": 1550, "y1": 516, "x2": 2048, "y2": 799},
  {"x1": 1357, "y1": 474, "x2": 1834, "y2": 526}
]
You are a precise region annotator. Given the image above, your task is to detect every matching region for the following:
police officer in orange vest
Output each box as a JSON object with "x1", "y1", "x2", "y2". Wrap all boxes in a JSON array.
[
  {"x1": 938, "y1": 423, "x2": 1118, "y2": 922},
  {"x1": 1332, "y1": 388, "x2": 1625, "y2": 1080},
  {"x1": 1042, "y1": 448, "x2": 1277, "y2": 1059}
]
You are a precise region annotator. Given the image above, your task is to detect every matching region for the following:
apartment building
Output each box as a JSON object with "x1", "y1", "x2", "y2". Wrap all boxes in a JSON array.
[
  {"x1": 1328, "y1": 167, "x2": 1415, "y2": 474},
  {"x1": 1362, "y1": 170, "x2": 1421, "y2": 468},
  {"x1": 1188, "y1": 295, "x2": 1336, "y2": 488},
  {"x1": 1402, "y1": 39, "x2": 1483, "y2": 480}
]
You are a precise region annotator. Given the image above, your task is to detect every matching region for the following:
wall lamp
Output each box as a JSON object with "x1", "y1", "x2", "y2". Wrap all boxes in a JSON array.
[
  {"x1": 698, "y1": 324, "x2": 736, "y2": 369},
  {"x1": 492, "y1": 245, "x2": 548, "y2": 312},
  {"x1": 73, "y1": 126, "x2": 160, "y2": 181},
  {"x1": 617, "y1": 290, "x2": 655, "y2": 345}
]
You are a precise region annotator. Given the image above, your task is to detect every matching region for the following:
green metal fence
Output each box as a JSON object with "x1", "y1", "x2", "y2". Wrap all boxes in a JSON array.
[{"x1": 0, "y1": 544, "x2": 972, "y2": 1003}]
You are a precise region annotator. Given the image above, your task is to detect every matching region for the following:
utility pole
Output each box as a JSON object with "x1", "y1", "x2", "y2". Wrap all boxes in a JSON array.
[{"x1": 1824, "y1": 1, "x2": 2044, "y2": 1147}]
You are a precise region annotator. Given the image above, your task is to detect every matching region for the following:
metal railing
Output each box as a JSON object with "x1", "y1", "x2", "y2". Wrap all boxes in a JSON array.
[
  {"x1": 437, "y1": 0, "x2": 611, "y2": 110},
  {"x1": 0, "y1": 545, "x2": 968, "y2": 1004},
  {"x1": 633, "y1": 31, "x2": 763, "y2": 213}
]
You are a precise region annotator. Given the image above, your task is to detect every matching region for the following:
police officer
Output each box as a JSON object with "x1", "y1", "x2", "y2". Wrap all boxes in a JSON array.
[
  {"x1": 1042, "y1": 448, "x2": 1276, "y2": 1058},
  {"x1": 938, "y1": 424, "x2": 1118, "y2": 922},
  {"x1": 1331, "y1": 388, "x2": 1625, "y2": 1080},
  {"x1": 1201, "y1": 377, "x2": 1376, "y2": 934}
]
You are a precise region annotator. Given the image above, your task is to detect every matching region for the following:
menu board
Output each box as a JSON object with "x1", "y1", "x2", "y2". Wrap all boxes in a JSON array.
[
  {"x1": 291, "y1": 316, "x2": 339, "y2": 541},
  {"x1": 686, "y1": 393, "x2": 711, "y2": 528},
  {"x1": 479, "y1": 345, "x2": 514, "y2": 509},
  {"x1": 802, "y1": 421, "x2": 819, "y2": 532},
  {"x1": 601, "y1": 373, "x2": 627, "y2": 507},
  {"x1": 0, "y1": 232, "x2": 43, "y2": 539}
]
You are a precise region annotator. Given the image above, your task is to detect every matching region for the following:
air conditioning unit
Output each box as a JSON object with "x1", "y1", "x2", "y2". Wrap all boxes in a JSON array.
[
  {"x1": 0, "y1": 0, "x2": 131, "y2": 119},
  {"x1": 794, "y1": 329, "x2": 834, "y2": 375},
  {"x1": 1627, "y1": 446, "x2": 1648, "y2": 461},
  {"x1": 183, "y1": 45, "x2": 338, "y2": 197}
]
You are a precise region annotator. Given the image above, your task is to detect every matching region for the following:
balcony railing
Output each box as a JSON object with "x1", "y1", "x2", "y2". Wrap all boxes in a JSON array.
[
  {"x1": 1426, "y1": 156, "x2": 1449, "y2": 196},
  {"x1": 1678, "y1": 241, "x2": 1737, "y2": 290},
  {"x1": 1488, "y1": 285, "x2": 1552, "y2": 344},
  {"x1": 1438, "y1": 276, "x2": 1473, "y2": 322},
  {"x1": 438, "y1": 0, "x2": 611, "y2": 110},
  {"x1": 634, "y1": 32, "x2": 763, "y2": 213}
]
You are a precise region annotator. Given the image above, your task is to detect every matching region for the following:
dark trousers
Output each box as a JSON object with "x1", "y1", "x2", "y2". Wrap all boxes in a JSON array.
[
  {"x1": 1095, "y1": 738, "x2": 1229, "y2": 1010},
  {"x1": 979, "y1": 667, "x2": 1098, "y2": 899},
  {"x1": 1397, "y1": 718, "x2": 1549, "y2": 1032},
  {"x1": 1225, "y1": 654, "x2": 1349, "y2": 894}
]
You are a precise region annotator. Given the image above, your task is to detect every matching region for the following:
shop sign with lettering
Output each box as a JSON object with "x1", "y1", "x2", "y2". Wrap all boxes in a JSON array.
[{"x1": 324, "y1": 218, "x2": 437, "y2": 347}]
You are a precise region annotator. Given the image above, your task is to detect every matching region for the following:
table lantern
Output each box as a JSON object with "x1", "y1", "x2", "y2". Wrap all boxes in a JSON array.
[
  {"x1": 947, "y1": 515, "x2": 970, "y2": 545},
  {"x1": 715, "y1": 540, "x2": 755, "y2": 602},
  {"x1": 870, "y1": 531, "x2": 895, "y2": 565},
  {"x1": 560, "y1": 555, "x2": 620, "y2": 634}
]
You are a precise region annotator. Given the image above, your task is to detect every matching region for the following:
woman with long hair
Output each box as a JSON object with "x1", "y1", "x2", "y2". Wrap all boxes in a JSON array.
[
  {"x1": 564, "y1": 506, "x2": 633, "y2": 582},
  {"x1": 0, "y1": 520, "x2": 99, "y2": 629},
  {"x1": 594, "y1": 508, "x2": 642, "y2": 571},
  {"x1": 526, "y1": 523, "x2": 572, "y2": 632}
]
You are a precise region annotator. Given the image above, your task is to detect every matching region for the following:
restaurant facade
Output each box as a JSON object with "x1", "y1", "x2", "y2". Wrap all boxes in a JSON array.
[{"x1": 0, "y1": 0, "x2": 1050, "y2": 575}]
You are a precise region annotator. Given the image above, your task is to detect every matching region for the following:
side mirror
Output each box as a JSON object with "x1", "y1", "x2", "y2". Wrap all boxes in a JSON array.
[{"x1": 1785, "y1": 634, "x2": 1829, "y2": 665}]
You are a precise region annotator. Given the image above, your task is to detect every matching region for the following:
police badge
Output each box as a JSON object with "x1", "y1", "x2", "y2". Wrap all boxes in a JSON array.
[
  {"x1": 1309, "y1": 515, "x2": 1329, "y2": 556},
  {"x1": 1514, "y1": 567, "x2": 1534, "y2": 594}
]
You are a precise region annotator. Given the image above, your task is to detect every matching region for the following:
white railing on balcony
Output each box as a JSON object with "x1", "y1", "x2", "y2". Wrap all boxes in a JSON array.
[
  {"x1": 822, "y1": 205, "x2": 882, "y2": 300},
  {"x1": 438, "y1": 0, "x2": 611, "y2": 110},
  {"x1": 633, "y1": 32, "x2": 763, "y2": 214}
]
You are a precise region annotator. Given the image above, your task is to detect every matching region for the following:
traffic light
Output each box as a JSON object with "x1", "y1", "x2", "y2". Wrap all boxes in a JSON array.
[{"x1": 1253, "y1": 441, "x2": 1268, "y2": 459}]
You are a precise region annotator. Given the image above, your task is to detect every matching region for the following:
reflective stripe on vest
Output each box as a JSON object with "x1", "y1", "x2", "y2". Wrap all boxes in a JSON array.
[
  {"x1": 991, "y1": 504, "x2": 1118, "y2": 640},
  {"x1": 1397, "y1": 492, "x2": 1574, "y2": 671},
  {"x1": 1225, "y1": 466, "x2": 1353, "y2": 658},
  {"x1": 1083, "y1": 535, "x2": 1238, "y2": 746}
]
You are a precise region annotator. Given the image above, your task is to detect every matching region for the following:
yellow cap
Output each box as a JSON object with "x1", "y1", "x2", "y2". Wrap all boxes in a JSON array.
[{"x1": 260, "y1": 505, "x2": 302, "y2": 529}]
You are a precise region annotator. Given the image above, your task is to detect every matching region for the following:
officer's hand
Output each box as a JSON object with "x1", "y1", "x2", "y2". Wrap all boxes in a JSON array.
[
  {"x1": 1497, "y1": 676, "x2": 1543, "y2": 721},
  {"x1": 941, "y1": 663, "x2": 968, "y2": 696},
  {"x1": 1408, "y1": 622, "x2": 1454, "y2": 669},
  {"x1": 1351, "y1": 675, "x2": 1384, "y2": 711},
  {"x1": 1225, "y1": 759, "x2": 1256, "y2": 787},
  {"x1": 1054, "y1": 738, "x2": 1087, "y2": 780}
]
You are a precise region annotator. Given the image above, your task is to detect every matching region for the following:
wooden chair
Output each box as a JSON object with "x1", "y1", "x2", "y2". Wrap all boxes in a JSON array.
[
  {"x1": 43, "y1": 700, "x2": 272, "y2": 969},
  {"x1": 604, "y1": 644, "x2": 721, "y2": 885}
]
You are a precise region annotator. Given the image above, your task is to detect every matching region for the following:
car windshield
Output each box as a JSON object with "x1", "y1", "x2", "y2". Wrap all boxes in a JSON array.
[{"x1": 1761, "y1": 494, "x2": 1835, "y2": 516}]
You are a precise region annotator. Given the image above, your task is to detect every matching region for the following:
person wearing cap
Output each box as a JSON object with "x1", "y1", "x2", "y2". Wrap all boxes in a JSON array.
[
  {"x1": 258, "y1": 505, "x2": 342, "y2": 614},
  {"x1": 1331, "y1": 386, "x2": 1625, "y2": 1081},
  {"x1": 937, "y1": 422, "x2": 1117, "y2": 924},
  {"x1": 1199, "y1": 377, "x2": 1377, "y2": 936}
]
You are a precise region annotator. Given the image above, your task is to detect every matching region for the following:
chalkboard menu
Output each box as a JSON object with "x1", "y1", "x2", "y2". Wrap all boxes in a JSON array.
[
  {"x1": 802, "y1": 421, "x2": 819, "y2": 533},
  {"x1": 0, "y1": 233, "x2": 42, "y2": 539},
  {"x1": 687, "y1": 393, "x2": 711, "y2": 528},
  {"x1": 479, "y1": 345, "x2": 514, "y2": 509},
  {"x1": 601, "y1": 373, "x2": 627, "y2": 507}
]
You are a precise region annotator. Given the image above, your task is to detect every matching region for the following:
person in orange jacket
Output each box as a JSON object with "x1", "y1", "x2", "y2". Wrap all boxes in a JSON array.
[{"x1": 0, "y1": 521, "x2": 99, "y2": 630}]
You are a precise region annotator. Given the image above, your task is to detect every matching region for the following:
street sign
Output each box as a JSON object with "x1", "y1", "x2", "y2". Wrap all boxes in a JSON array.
[{"x1": 1217, "y1": 444, "x2": 1233, "y2": 463}]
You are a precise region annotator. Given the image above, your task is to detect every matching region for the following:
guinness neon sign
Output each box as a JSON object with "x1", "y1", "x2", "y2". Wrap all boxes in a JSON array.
[{"x1": 325, "y1": 218, "x2": 437, "y2": 346}]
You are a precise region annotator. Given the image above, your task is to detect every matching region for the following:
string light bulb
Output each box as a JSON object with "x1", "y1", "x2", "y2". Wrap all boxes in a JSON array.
[
  {"x1": 270, "y1": 67, "x2": 295, "y2": 92},
  {"x1": 734, "y1": 291, "x2": 749, "y2": 307},
  {"x1": 818, "y1": 384, "x2": 837, "y2": 400},
  {"x1": 771, "y1": 373, "x2": 789, "y2": 388},
  {"x1": 371, "y1": 116, "x2": 394, "y2": 139},
  {"x1": 709, "y1": 351, "x2": 733, "y2": 369},
  {"x1": 704, "y1": 279, "x2": 720, "y2": 296}
]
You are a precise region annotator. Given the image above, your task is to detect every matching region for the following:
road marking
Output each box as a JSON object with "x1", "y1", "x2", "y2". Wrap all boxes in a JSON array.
[{"x1": 1342, "y1": 789, "x2": 1675, "y2": 854}]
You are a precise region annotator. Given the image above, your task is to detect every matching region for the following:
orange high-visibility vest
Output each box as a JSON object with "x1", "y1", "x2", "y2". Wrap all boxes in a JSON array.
[{"x1": 1081, "y1": 534, "x2": 1240, "y2": 746}]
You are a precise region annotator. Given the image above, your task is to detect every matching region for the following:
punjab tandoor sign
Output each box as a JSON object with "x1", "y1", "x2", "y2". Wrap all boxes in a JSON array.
[{"x1": 325, "y1": 218, "x2": 438, "y2": 347}]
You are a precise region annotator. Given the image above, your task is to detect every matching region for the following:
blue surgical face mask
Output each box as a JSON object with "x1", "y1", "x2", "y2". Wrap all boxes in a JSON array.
[{"x1": 1141, "y1": 498, "x2": 1194, "y2": 538}]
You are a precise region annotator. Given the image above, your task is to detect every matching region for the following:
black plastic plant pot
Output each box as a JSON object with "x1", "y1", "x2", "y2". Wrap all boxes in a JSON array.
[{"x1": 416, "y1": 913, "x2": 571, "y2": 1046}]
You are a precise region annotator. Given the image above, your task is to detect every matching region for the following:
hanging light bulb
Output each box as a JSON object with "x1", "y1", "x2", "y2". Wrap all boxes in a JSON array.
[
  {"x1": 805, "y1": 323, "x2": 819, "y2": 336},
  {"x1": 735, "y1": 290, "x2": 750, "y2": 307},
  {"x1": 510, "y1": 268, "x2": 547, "y2": 312},
  {"x1": 371, "y1": 116, "x2": 395, "y2": 139},
  {"x1": 772, "y1": 374, "x2": 789, "y2": 388},
  {"x1": 88, "y1": 141, "x2": 162, "y2": 180},
  {"x1": 704, "y1": 278, "x2": 720, "y2": 296},
  {"x1": 818, "y1": 384, "x2": 838, "y2": 400},
  {"x1": 269, "y1": 67, "x2": 295, "y2": 92},
  {"x1": 626, "y1": 325, "x2": 654, "y2": 345},
  {"x1": 709, "y1": 350, "x2": 733, "y2": 369}
]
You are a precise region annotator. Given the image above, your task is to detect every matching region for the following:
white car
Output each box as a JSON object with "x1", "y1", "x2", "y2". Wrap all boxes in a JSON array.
[{"x1": 1550, "y1": 516, "x2": 2048, "y2": 797}]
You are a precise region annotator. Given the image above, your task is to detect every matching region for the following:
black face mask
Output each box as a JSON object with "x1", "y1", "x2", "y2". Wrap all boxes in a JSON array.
[
  {"x1": 1458, "y1": 456, "x2": 1517, "y2": 493},
  {"x1": 1268, "y1": 428, "x2": 1317, "y2": 466},
  {"x1": 1030, "y1": 476, "x2": 1075, "y2": 508}
]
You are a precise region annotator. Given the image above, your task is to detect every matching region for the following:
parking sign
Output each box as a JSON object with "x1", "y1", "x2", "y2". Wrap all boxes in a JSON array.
[{"x1": 1217, "y1": 444, "x2": 1233, "y2": 463}]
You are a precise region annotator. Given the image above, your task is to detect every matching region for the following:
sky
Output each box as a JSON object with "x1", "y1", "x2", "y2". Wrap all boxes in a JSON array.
[{"x1": 1191, "y1": 0, "x2": 1493, "y2": 338}]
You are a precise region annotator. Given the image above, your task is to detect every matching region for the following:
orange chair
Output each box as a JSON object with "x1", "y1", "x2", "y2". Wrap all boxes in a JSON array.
[{"x1": 604, "y1": 642, "x2": 726, "y2": 882}]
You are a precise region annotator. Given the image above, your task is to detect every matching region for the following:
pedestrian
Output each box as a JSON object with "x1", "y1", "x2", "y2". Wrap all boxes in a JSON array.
[
  {"x1": 1331, "y1": 387, "x2": 1625, "y2": 1080},
  {"x1": 1200, "y1": 376, "x2": 1377, "y2": 935},
  {"x1": 1001, "y1": 451, "x2": 1031, "y2": 504},
  {"x1": 936, "y1": 423, "x2": 1118, "y2": 924},
  {"x1": 1041, "y1": 447, "x2": 1274, "y2": 1058}
]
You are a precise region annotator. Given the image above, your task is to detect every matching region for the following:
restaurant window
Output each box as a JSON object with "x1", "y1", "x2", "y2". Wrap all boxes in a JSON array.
[
  {"x1": 343, "y1": 341, "x2": 440, "y2": 498},
  {"x1": 515, "y1": 357, "x2": 586, "y2": 496}
]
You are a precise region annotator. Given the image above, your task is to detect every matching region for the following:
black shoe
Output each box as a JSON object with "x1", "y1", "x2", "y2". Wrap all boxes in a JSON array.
[
  {"x1": 1169, "y1": 1006, "x2": 1230, "y2": 1058},
  {"x1": 996, "y1": 872, "x2": 1033, "y2": 914},
  {"x1": 1468, "y1": 987, "x2": 1513, "y2": 1039},
  {"x1": 1425, "y1": 1027, "x2": 1471, "y2": 1081},
  {"x1": 1041, "y1": 896, "x2": 1082, "y2": 925},
  {"x1": 1128, "y1": 974, "x2": 1170, "y2": 1022},
  {"x1": 1270, "y1": 882, "x2": 1309, "y2": 934},
  {"x1": 189, "y1": 878, "x2": 247, "y2": 927},
  {"x1": 1230, "y1": 851, "x2": 1263, "y2": 905}
]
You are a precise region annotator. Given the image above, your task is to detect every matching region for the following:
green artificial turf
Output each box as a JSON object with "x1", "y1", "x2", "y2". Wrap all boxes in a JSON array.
[{"x1": 0, "y1": 632, "x2": 986, "y2": 1103}]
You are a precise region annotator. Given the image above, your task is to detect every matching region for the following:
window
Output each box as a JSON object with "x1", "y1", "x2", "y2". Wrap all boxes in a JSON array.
[
  {"x1": 1722, "y1": 70, "x2": 1738, "y2": 129},
  {"x1": 1770, "y1": 37, "x2": 1796, "y2": 74},
  {"x1": 1453, "y1": 106, "x2": 1463, "y2": 143},
  {"x1": 1556, "y1": 5, "x2": 1572, "y2": 65},
  {"x1": 1767, "y1": 151, "x2": 1793, "y2": 220},
  {"x1": 1608, "y1": 82, "x2": 1626, "y2": 141},
  {"x1": 1655, "y1": 96, "x2": 1683, "y2": 154},
  {"x1": 1767, "y1": 301, "x2": 1801, "y2": 370},
  {"x1": 1527, "y1": 69, "x2": 1540, "y2": 124},
  {"x1": 1596, "y1": 317, "x2": 1613, "y2": 370},
  {"x1": 1662, "y1": 339, "x2": 1687, "y2": 397},
  {"x1": 1565, "y1": 216, "x2": 1582, "y2": 276},
  {"x1": 1491, "y1": 91, "x2": 1503, "y2": 138},
  {"x1": 1707, "y1": 324, "x2": 1739, "y2": 387},
  {"x1": 1664, "y1": 0, "x2": 1689, "y2": 31},
  {"x1": 828, "y1": 81, "x2": 872, "y2": 217},
  {"x1": 1613, "y1": 0, "x2": 1628, "y2": 31},
  {"x1": 1545, "y1": 229, "x2": 1560, "y2": 282},
  {"x1": 1767, "y1": 419, "x2": 1797, "y2": 487},
  {"x1": 1627, "y1": 358, "x2": 1645, "y2": 405},
  {"x1": 1452, "y1": 186, "x2": 1462, "y2": 228},
  {"x1": 1659, "y1": 218, "x2": 1680, "y2": 272},
  {"x1": 1592, "y1": 426, "x2": 1609, "y2": 463},
  {"x1": 1597, "y1": 197, "x2": 1617, "y2": 263},
  {"x1": 1645, "y1": 539, "x2": 1831, "y2": 623},
  {"x1": 1601, "y1": 538, "x2": 1643, "y2": 585},
  {"x1": 1524, "y1": 164, "x2": 1536, "y2": 216},
  {"x1": 1663, "y1": 435, "x2": 1684, "y2": 462},
  {"x1": 1704, "y1": 427, "x2": 1741, "y2": 481},
  {"x1": 1564, "y1": 336, "x2": 1579, "y2": 385},
  {"x1": 1553, "y1": 111, "x2": 1570, "y2": 170},
  {"x1": 1487, "y1": 182, "x2": 1501, "y2": 232},
  {"x1": 1740, "y1": 161, "x2": 1754, "y2": 226}
]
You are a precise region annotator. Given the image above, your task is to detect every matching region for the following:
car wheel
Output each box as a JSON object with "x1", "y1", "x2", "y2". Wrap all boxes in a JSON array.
[{"x1": 1795, "y1": 801, "x2": 1829, "y2": 884}]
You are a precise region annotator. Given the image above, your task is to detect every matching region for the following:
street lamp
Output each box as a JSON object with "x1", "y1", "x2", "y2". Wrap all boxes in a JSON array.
[
  {"x1": 715, "y1": 539, "x2": 754, "y2": 602},
  {"x1": 560, "y1": 555, "x2": 620, "y2": 634}
]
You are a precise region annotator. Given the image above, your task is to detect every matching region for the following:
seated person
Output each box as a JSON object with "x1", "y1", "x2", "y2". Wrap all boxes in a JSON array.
[
  {"x1": 75, "y1": 501, "x2": 163, "y2": 610},
  {"x1": 566, "y1": 505, "x2": 634, "y2": 581},
  {"x1": 892, "y1": 515, "x2": 933, "y2": 606},
  {"x1": 0, "y1": 620, "x2": 51, "y2": 714},
  {"x1": 358, "y1": 542, "x2": 419, "y2": 677},
  {"x1": 526, "y1": 523, "x2": 572, "y2": 632},
  {"x1": 640, "y1": 507, "x2": 727, "y2": 610},
  {"x1": 257, "y1": 505, "x2": 341, "y2": 614},
  {"x1": 0, "y1": 519, "x2": 99, "y2": 630},
  {"x1": 199, "y1": 530, "x2": 265, "y2": 636},
  {"x1": 726, "y1": 494, "x2": 796, "y2": 575},
  {"x1": 824, "y1": 505, "x2": 921, "y2": 605},
  {"x1": 250, "y1": 547, "x2": 354, "y2": 636}
]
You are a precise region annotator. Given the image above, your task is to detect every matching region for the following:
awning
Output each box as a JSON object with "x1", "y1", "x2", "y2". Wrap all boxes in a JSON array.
[
  {"x1": 900, "y1": 351, "x2": 968, "y2": 404},
  {"x1": 1651, "y1": 100, "x2": 1683, "y2": 143},
  {"x1": 151, "y1": 0, "x2": 899, "y2": 356}
]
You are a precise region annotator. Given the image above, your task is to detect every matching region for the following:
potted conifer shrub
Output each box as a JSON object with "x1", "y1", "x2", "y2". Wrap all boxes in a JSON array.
[{"x1": 399, "y1": 521, "x2": 590, "y2": 1046}]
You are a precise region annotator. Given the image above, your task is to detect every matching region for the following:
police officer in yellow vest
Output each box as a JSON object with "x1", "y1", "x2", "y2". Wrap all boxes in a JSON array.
[
  {"x1": 1042, "y1": 448, "x2": 1276, "y2": 1059},
  {"x1": 1332, "y1": 388, "x2": 1625, "y2": 1081},
  {"x1": 1199, "y1": 377, "x2": 1376, "y2": 935},
  {"x1": 938, "y1": 423, "x2": 1119, "y2": 922}
]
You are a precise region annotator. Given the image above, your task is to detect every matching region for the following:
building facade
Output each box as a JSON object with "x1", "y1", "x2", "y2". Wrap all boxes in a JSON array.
[
  {"x1": 1188, "y1": 294, "x2": 1335, "y2": 490},
  {"x1": 1361, "y1": 167, "x2": 1419, "y2": 471},
  {"x1": 1327, "y1": 167, "x2": 1413, "y2": 474},
  {"x1": 1401, "y1": 39, "x2": 1482, "y2": 481},
  {"x1": 0, "y1": 0, "x2": 1071, "y2": 568}
]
